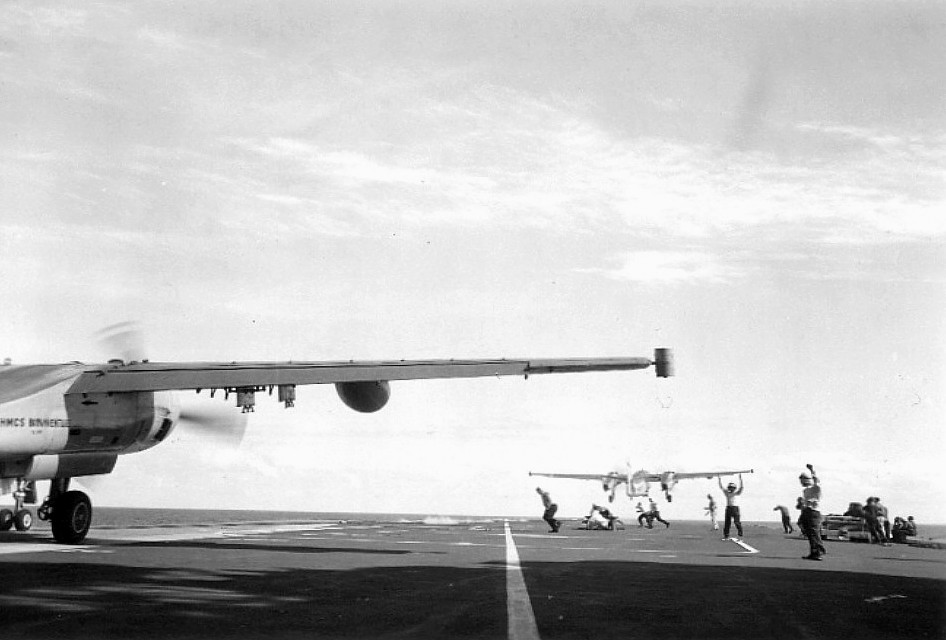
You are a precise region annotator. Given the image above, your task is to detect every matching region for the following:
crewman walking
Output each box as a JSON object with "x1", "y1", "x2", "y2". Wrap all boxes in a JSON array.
[
  {"x1": 774, "y1": 504, "x2": 793, "y2": 534},
  {"x1": 706, "y1": 494, "x2": 719, "y2": 530},
  {"x1": 536, "y1": 487, "x2": 561, "y2": 533}
]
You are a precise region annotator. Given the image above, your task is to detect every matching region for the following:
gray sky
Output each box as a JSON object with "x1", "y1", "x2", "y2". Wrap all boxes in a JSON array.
[{"x1": 2, "y1": 1, "x2": 944, "y2": 522}]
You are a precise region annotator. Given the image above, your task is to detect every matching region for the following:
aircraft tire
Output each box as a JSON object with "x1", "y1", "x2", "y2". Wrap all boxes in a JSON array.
[
  {"x1": 14, "y1": 509, "x2": 32, "y2": 531},
  {"x1": 51, "y1": 491, "x2": 92, "y2": 544},
  {"x1": 0, "y1": 508, "x2": 13, "y2": 531}
]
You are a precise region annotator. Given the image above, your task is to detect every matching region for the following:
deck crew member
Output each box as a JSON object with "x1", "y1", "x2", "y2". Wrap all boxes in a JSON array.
[
  {"x1": 774, "y1": 504, "x2": 793, "y2": 534},
  {"x1": 536, "y1": 487, "x2": 561, "y2": 533},
  {"x1": 798, "y1": 464, "x2": 826, "y2": 560},
  {"x1": 719, "y1": 475, "x2": 744, "y2": 540},
  {"x1": 706, "y1": 494, "x2": 719, "y2": 530}
]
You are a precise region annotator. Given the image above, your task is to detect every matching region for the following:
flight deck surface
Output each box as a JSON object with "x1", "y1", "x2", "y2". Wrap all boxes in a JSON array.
[{"x1": 1, "y1": 518, "x2": 943, "y2": 639}]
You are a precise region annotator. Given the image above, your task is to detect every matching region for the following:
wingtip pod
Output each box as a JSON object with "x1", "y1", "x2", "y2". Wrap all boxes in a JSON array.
[{"x1": 654, "y1": 348, "x2": 674, "y2": 378}]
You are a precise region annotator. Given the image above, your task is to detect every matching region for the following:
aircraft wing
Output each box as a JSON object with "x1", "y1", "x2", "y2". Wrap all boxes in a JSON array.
[
  {"x1": 670, "y1": 469, "x2": 754, "y2": 480},
  {"x1": 66, "y1": 352, "x2": 671, "y2": 394},
  {"x1": 528, "y1": 472, "x2": 624, "y2": 482}
]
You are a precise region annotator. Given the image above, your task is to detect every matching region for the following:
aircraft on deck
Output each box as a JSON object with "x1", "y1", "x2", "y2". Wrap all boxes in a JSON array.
[
  {"x1": 529, "y1": 464, "x2": 751, "y2": 503},
  {"x1": 0, "y1": 328, "x2": 673, "y2": 544}
]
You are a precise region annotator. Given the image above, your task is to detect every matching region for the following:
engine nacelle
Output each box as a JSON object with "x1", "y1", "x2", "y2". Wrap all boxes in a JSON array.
[
  {"x1": 0, "y1": 453, "x2": 118, "y2": 481},
  {"x1": 660, "y1": 471, "x2": 677, "y2": 490},
  {"x1": 335, "y1": 381, "x2": 391, "y2": 413}
]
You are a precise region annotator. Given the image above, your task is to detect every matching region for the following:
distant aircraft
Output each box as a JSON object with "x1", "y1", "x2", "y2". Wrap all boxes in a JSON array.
[
  {"x1": 1, "y1": 331, "x2": 673, "y2": 543},
  {"x1": 529, "y1": 464, "x2": 751, "y2": 503}
]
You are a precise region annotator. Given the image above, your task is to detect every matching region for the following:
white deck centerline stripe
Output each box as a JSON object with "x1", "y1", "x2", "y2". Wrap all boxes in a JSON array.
[
  {"x1": 730, "y1": 538, "x2": 760, "y2": 554},
  {"x1": 504, "y1": 521, "x2": 542, "y2": 640}
]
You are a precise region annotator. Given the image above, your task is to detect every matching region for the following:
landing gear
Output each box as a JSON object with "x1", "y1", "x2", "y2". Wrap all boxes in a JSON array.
[
  {"x1": 36, "y1": 478, "x2": 93, "y2": 544},
  {"x1": 51, "y1": 491, "x2": 92, "y2": 544},
  {"x1": 37, "y1": 501, "x2": 51, "y2": 523},
  {"x1": 14, "y1": 509, "x2": 33, "y2": 531},
  {"x1": 1, "y1": 479, "x2": 36, "y2": 532}
]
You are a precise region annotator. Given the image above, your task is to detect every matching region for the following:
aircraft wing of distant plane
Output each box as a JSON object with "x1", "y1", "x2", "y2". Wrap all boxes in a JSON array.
[
  {"x1": 529, "y1": 471, "x2": 665, "y2": 484},
  {"x1": 528, "y1": 471, "x2": 625, "y2": 482},
  {"x1": 529, "y1": 470, "x2": 753, "y2": 482},
  {"x1": 670, "y1": 470, "x2": 754, "y2": 480}
]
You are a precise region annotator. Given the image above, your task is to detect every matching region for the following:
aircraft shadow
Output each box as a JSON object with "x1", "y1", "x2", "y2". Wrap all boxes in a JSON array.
[
  {"x1": 0, "y1": 561, "x2": 506, "y2": 640},
  {"x1": 0, "y1": 559, "x2": 942, "y2": 639},
  {"x1": 1, "y1": 534, "x2": 441, "y2": 557},
  {"x1": 505, "y1": 559, "x2": 946, "y2": 640},
  {"x1": 112, "y1": 539, "x2": 444, "y2": 556}
]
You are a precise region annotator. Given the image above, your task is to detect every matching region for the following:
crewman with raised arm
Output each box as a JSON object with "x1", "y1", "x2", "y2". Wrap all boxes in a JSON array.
[
  {"x1": 719, "y1": 474, "x2": 745, "y2": 540},
  {"x1": 798, "y1": 464, "x2": 826, "y2": 560}
]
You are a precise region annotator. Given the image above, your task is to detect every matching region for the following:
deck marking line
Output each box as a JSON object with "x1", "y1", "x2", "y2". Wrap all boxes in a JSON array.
[
  {"x1": 865, "y1": 594, "x2": 907, "y2": 603},
  {"x1": 504, "y1": 521, "x2": 542, "y2": 640},
  {"x1": 0, "y1": 544, "x2": 92, "y2": 556},
  {"x1": 730, "y1": 538, "x2": 760, "y2": 554}
]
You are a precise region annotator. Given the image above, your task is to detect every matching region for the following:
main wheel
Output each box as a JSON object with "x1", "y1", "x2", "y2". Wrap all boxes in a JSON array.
[
  {"x1": 0, "y1": 508, "x2": 13, "y2": 531},
  {"x1": 14, "y1": 509, "x2": 33, "y2": 531},
  {"x1": 51, "y1": 491, "x2": 92, "y2": 544}
]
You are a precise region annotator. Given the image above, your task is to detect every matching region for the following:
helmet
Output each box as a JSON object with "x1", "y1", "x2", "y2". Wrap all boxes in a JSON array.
[{"x1": 799, "y1": 470, "x2": 812, "y2": 479}]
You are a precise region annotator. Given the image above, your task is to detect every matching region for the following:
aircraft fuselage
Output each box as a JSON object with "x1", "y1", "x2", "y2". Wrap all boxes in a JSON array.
[{"x1": 0, "y1": 364, "x2": 178, "y2": 481}]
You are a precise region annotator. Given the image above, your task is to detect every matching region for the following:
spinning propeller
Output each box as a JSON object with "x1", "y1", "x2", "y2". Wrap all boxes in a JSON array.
[
  {"x1": 177, "y1": 402, "x2": 248, "y2": 448},
  {"x1": 95, "y1": 321, "x2": 247, "y2": 448}
]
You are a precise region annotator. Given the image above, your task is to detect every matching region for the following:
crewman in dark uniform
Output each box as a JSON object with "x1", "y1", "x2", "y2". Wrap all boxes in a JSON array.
[{"x1": 536, "y1": 487, "x2": 561, "y2": 533}]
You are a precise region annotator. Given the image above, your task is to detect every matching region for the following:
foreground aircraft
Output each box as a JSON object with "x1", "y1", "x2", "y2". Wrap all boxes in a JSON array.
[
  {"x1": 529, "y1": 464, "x2": 751, "y2": 503},
  {"x1": 1, "y1": 345, "x2": 674, "y2": 543}
]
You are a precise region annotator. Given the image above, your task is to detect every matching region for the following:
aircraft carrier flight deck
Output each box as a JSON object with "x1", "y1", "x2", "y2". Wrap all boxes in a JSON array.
[{"x1": 1, "y1": 517, "x2": 943, "y2": 639}]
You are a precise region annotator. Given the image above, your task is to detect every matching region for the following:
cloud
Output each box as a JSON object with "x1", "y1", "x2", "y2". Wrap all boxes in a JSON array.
[
  {"x1": 3, "y1": 1, "x2": 942, "y2": 277},
  {"x1": 0, "y1": 4, "x2": 89, "y2": 37},
  {"x1": 136, "y1": 25, "x2": 217, "y2": 54},
  {"x1": 579, "y1": 250, "x2": 746, "y2": 285},
  {"x1": 795, "y1": 122, "x2": 946, "y2": 151}
]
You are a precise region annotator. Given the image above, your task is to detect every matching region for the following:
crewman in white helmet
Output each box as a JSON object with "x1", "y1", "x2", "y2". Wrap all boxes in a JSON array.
[{"x1": 798, "y1": 464, "x2": 826, "y2": 561}]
